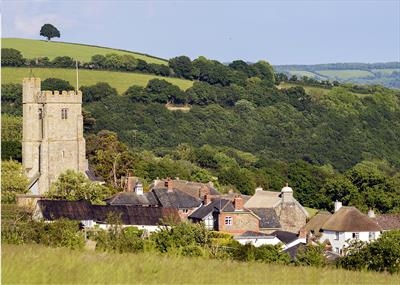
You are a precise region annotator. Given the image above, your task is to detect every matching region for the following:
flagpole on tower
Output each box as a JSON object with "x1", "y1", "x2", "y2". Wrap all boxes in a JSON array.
[{"x1": 76, "y1": 59, "x2": 79, "y2": 92}]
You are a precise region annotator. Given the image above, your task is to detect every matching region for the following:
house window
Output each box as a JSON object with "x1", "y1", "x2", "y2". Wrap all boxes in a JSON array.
[
  {"x1": 61, "y1": 108, "x2": 68, "y2": 119},
  {"x1": 181, "y1": 209, "x2": 189, "y2": 214},
  {"x1": 335, "y1": 232, "x2": 340, "y2": 240},
  {"x1": 352, "y1": 232, "x2": 360, "y2": 240},
  {"x1": 224, "y1": 216, "x2": 233, "y2": 225},
  {"x1": 369, "y1": 232, "x2": 376, "y2": 241},
  {"x1": 335, "y1": 247, "x2": 340, "y2": 254}
]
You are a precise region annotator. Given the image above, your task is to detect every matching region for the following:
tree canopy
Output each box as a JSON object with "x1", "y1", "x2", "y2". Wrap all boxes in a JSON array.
[{"x1": 40, "y1": 23, "x2": 60, "y2": 41}]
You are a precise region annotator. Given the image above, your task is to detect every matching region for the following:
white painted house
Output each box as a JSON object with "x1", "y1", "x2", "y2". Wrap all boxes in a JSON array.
[{"x1": 320, "y1": 202, "x2": 382, "y2": 255}]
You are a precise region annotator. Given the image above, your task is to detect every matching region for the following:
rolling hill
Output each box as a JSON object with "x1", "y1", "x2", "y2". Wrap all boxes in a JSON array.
[
  {"x1": 1, "y1": 67, "x2": 193, "y2": 93},
  {"x1": 2, "y1": 38, "x2": 193, "y2": 93},
  {"x1": 274, "y1": 62, "x2": 400, "y2": 89},
  {"x1": 2, "y1": 38, "x2": 167, "y2": 64}
]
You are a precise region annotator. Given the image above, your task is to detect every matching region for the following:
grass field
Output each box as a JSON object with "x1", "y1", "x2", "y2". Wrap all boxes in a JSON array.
[
  {"x1": 317, "y1": 69, "x2": 374, "y2": 79},
  {"x1": 371, "y1": 68, "x2": 400, "y2": 75},
  {"x1": 278, "y1": 82, "x2": 331, "y2": 99},
  {"x1": 287, "y1": 70, "x2": 327, "y2": 80},
  {"x1": 2, "y1": 67, "x2": 193, "y2": 94},
  {"x1": 2, "y1": 38, "x2": 168, "y2": 65},
  {"x1": 2, "y1": 244, "x2": 399, "y2": 284}
]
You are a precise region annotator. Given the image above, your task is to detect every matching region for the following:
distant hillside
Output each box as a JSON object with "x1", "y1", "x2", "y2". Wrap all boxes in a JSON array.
[
  {"x1": 2, "y1": 38, "x2": 168, "y2": 65},
  {"x1": 274, "y1": 62, "x2": 400, "y2": 88}
]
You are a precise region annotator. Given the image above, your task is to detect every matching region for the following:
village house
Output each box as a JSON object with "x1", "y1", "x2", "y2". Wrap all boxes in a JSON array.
[
  {"x1": 244, "y1": 185, "x2": 309, "y2": 233},
  {"x1": 318, "y1": 201, "x2": 382, "y2": 255},
  {"x1": 106, "y1": 177, "x2": 203, "y2": 220},
  {"x1": 189, "y1": 195, "x2": 260, "y2": 234},
  {"x1": 33, "y1": 199, "x2": 180, "y2": 232}
]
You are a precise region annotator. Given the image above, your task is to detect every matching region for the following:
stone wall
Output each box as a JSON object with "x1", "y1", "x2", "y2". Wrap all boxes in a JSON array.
[
  {"x1": 218, "y1": 212, "x2": 259, "y2": 234},
  {"x1": 276, "y1": 202, "x2": 308, "y2": 233}
]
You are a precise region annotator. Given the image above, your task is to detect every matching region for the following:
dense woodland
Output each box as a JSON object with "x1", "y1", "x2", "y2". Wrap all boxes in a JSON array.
[{"x1": 2, "y1": 48, "x2": 400, "y2": 214}]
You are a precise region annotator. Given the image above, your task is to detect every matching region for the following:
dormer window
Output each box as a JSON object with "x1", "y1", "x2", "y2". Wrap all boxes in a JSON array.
[{"x1": 61, "y1": 108, "x2": 68, "y2": 120}]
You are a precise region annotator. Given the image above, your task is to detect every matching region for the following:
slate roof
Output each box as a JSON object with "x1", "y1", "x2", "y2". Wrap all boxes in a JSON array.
[
  {"x1": 37, "y1": 199, "x2": 93, "y2": 220},
  {"x1": 36, "y1": 199, "x2": 179, "y2": 226},
  {"x1": 250, "y1": 208, "x2": 281, "y2": 229},
  {"x1": 188, "y1": 199, "x2": 231, "y2": 220},
  {"x1": 283, "y1": 242, "x2": 306, "y2": 260},
  {"x1": 304, "y1": 211, "x2": 332, "y2": 234},
  {"x1": 152, "y1": 188, "x2": 202, "y2": 209},
  {"x1": 85, "y1": 167, "x2": 104, "y2": 182},
  {"x1": 374, "y1": 214, "x2": 400, "y2": 231},
  {"x1": 321, "y1": 207, "x2": 382, "y2": 232},
  {"x1": 151, "y1": 179, "x2": 220, "y2": 198},
  {"x1": 105, "y1": 192, "x2": 159, "y2": 206},
  {"x1": 270, "y1": 230, "x2": 298, "y2": 244}
]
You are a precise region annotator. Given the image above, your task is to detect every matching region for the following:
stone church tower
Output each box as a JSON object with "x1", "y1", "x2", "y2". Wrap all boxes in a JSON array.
[{"x1": 22, "y1": 78, "x2": 88, "y2": 195}]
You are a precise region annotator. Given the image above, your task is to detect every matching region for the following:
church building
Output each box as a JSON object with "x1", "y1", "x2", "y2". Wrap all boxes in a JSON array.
[{"x1": 22, "y1": 78, "x2": 87, "y2": 194}]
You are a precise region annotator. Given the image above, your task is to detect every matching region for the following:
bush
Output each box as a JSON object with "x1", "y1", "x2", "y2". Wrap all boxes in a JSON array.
[
  {"x1": 338, "y1": 230, "x2": 400, "y2": 274},
  {"x1": 1, "y1": 48, "x2": 25, "y2": 66}
]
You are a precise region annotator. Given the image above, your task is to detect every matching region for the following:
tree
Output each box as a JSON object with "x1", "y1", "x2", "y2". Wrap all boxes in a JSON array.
[
  {"x1": 1, "y1": 160, "x2": 29, "y2": 203},
  {"x1": 40, "y1": 23, "x2": 60, "y2": 41},
  {"x1": 1, "y1": 48, "x2": 24, "y2": 66},
  {"x1": 41, "y1": 78, "x2": 74, "y2": 92},
  {"x1": 46, "y1": 170, "x2": 113, "y2": 204},
  {"x1": 80, "y1": 82, "x2": 117, "y2": 103}
]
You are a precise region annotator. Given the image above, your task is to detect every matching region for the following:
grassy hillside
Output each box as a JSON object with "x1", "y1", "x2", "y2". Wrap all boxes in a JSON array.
[
  {"x1": 2, "y1": 38, "x2": 168, "y2": 65},
  {"x1": 2, "y1": 67, "x2": 193, "y2": 93},
  {"x1": 3, "y1": 244, "x2": 399, "y2": 284},
  {"x1": 275, "y1": 63, "x2": 400, "y2": 88}
]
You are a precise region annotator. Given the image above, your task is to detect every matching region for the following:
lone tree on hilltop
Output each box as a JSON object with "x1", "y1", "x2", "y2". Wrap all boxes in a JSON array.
[{"x1": 40, "y1": 23, "x2": 60, "y2": 41}]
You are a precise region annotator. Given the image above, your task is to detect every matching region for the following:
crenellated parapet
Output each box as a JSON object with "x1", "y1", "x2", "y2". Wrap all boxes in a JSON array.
[{"x1": 37, "y1": 90, "x2": 82, "y2": 104}]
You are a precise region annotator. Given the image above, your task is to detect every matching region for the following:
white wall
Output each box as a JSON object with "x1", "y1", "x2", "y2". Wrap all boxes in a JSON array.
[
  {"x1": 321, "y1": 230, "x2": 381, "y2": 254},
  {"x1": 234, "y1": 236, "x2": 281, "y2": 247}
]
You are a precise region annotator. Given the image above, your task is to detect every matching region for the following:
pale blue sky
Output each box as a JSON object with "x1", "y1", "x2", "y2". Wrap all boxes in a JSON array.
[{"x1": 1, "y1": 0, "x2": 399, "y2": 64}]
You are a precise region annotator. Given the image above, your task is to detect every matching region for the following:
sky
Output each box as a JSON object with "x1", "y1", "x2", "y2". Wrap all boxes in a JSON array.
[{"x1": 1, "y1": 0, "x2": 399, "y2": 65}]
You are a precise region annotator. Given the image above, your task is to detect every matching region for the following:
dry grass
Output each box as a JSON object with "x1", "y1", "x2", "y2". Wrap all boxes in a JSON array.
[{"x1": 2, "y1": 244, "x2": 399, "y2": 284}]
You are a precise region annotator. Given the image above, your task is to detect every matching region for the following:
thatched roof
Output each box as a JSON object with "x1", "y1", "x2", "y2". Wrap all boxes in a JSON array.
[
  {"x1": 304, "y1": 211, "x2": 332, "y2": 233},
  {"x1": 321, "y1": 206, "x2": 382, "y2": 232}
]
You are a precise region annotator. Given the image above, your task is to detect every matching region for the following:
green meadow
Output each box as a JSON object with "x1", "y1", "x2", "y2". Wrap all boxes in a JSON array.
[
  {"x1": 2, "y1": 38, "x2": 167, "y2": 65},
  {"x1": 2, "y1": 67, "x2": 193, "y2": 93},
  {"x1": 317, "y1": 69, "x2": 374, "y2": 79},
  {"x1": 2, "y1": 244, "x2": 399, "y2": 285}
]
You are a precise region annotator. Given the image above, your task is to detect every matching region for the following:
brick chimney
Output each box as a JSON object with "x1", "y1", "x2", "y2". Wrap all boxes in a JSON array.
[
  {"x1": 204, "y1": 194, "x2": 212, "y2": 205},
  {"x1": 165, "y1": 178, "x2": 173, "y2": 193},
  {"x1": 233, "y1": 195, "x2": 243, "y2": 211},
  {"x1": 199, "y1": 185, "x2": 210, "y2": 199},
  {"x1": 298, "y1": 227, "x2": 308, "y2": 239}
]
